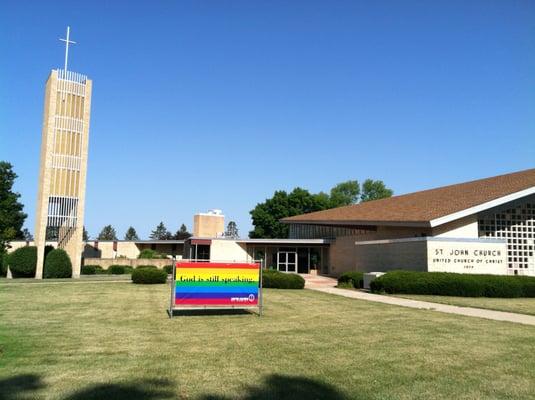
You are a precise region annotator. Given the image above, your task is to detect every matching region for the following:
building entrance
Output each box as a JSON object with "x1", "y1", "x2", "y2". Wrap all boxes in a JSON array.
[{"x1": 277, "y1": 251, "x2": 297, "y2": 273}]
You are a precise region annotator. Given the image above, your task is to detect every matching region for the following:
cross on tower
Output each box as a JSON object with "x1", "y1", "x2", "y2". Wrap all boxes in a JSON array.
[{"x1": 59, "y1": 26, "x2": 76, "y2": 72}]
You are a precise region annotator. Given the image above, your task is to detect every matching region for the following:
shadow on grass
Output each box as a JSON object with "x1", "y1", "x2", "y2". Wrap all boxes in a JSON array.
[
  {"x1": 63, "y1": 378, "x2": 174, "y2": 400},
  {"x1": 169, "y1": 309, "x2": 257, "y2": 317},
  {"x1": 200, "y1": 374, "x2": 349, "y2": 400},
  {"x1": 0, "y1": 374, "x2": 45, "y2": 400}
]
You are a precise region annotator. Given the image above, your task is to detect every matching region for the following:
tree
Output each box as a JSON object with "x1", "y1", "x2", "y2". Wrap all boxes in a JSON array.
[
  {"x1": 329, "y1": 180, "x2": 360, "y2": 208},
  {"x1": 83, "y1": 226, "x2": 89, "y2": 241},
  {"x1": 173, "y1": 224, "x2": 191, "y2": 240},
  {"x1": 250, "y1": 188, "x2": 328, "y2": 238},
  {"x1": 97, "y1": 225, "x2": 117, "y2": 240},
  {"x1": 22, "y1": 228, "x2": 33, "y2": 241},
  {"x1": 124, "y1": 226, "x2": 139, "y2": 241},
  {"x1": 360, "y1": 179, "x2": 394, "y2": 202},
  {"x1": 150, "y1": 222, "x2": 172, "y2": 240},
  {"x1": 225, "y1": 221, "x2": 239, "y2": 239},
  {"x1": 0, "y1": 162, "x2": 27, "y2": 251},
  {"x1": 46, "y1": 226, "x2": 59, "y2": 241},
  {"x1": 249, "y1": 179, "x2": 393, "y2": 238}
]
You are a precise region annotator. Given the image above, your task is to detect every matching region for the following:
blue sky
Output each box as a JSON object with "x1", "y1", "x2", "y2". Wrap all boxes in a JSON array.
[{"x1": 1, "y1": 1, "x2": 534, "y2": 239}]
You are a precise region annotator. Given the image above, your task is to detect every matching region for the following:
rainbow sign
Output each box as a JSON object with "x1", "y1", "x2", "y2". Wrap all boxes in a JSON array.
[{"x1": 172, "y1": 262, "x2": 261, "y2": 308}]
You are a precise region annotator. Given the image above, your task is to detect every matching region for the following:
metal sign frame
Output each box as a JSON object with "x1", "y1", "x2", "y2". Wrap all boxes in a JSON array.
[{"x1": 169, "y1": 259, "x2": 263, "y2": 318}]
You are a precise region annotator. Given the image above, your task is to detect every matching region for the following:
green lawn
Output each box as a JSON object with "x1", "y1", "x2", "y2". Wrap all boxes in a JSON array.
[
  {"x1": 1, "y1": 281, "x2": 535, "y2": 400},
  {"x1": 393, "y1": 294, "x2": 535, "y2": 316}
]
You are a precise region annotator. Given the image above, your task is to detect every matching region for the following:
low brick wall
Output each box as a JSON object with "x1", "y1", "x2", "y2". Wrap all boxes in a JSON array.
[{"x1": 83, "y1": 258, "x2": 173, "y2": 270}]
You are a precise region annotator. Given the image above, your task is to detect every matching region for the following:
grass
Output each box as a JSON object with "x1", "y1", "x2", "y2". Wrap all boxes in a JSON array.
[
  {"x1": 393, "y1": 294, "x2": 535, "y2": 316},
  {"x1": 1, "y1": 281, "x2": 535, "y2": 400}
]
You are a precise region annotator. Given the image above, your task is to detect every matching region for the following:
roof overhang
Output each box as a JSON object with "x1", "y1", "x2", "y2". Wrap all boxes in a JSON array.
[
  {"x1": 281, "y1": 219, "x2": 430, "y2": 228},
  {"x1": 429, "y1": 186, "x2": 535, "y2": 228}
]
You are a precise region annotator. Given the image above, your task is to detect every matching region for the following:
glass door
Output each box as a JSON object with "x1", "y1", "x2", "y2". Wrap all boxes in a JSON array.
[{"x1": 277, "y1": 251, "x2": 297, "y2": 273}]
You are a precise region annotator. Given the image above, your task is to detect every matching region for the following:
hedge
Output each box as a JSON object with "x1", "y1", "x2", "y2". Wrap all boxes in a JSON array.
[
  {"x1": 136, "y1": 265, "x2": 157, "y2": 269},
  {"x1": 138, "y1": 249, "x2": 166, "y2": 259},
  {"x1": 81, "y1": 265, "x2": 97, "y2": 275},
  {"x1": 370, "y1": 270, "x2": 535, "y2": 298},
  {"x1": 108, "y1": 265, "x2": 126, "y2": 275},
  {"x1": 0, "y1": 251, "x2": 7, "y2": 277},
  {"x1": 44, "y1": 249, "x2": 72, "y2": 278},
  {"x1": 8, "y1": 246, "x2": 37, "y2": 278},
  {"x1": 163, "y1": 265, "x2": 174, "y2": 275},
  {"x1": 337, "y1": 272, "x2": 364, "y2": 289},
  {"x1": 94, "y1": 265, "x2": 106, "y2": 274},
  {"x1": 262, "y1": 269, "x2": 305, "y2": 289},
  {"x1": 132, "y1": 267, "x2": 167, "y2": 284}
]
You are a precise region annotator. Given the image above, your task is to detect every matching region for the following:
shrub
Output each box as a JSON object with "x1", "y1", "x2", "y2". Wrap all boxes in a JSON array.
[
  {"x1": 337, "y1": 272, "x2": 364, "y2": 289},
  {"x1": 370, "y1": 270, "x2": 535, "y2": 298},
  {"x1": 8, "y1": 246, "x2": 37, "y2": 278},
  {"x1": 138, "y1": 249, "x2": 166, "y2": 259},
  {"x1": 132, "y1": 267, "x2": 167, "y2": 284},
  {"x1": 108, "y1": 265, "x2": 125, "y2": 275},
  {"x1": 136, "y1": 265, "x2": 157, "y2": 269},
  {"x1": 123, "y1": 266, "x2": 134, "y2": 274},
  {"x1": 94, "y1": 265, "x2": 106, "y2": 274},
  {"x1": 0, "y1": 251, "x2": 7, "y2": 277},
  {"x1": 81, "y1": 265, "x2": 97, "y2": 275},
  {"x1": 262, "y1": 269, "x2": 305, "y2": 289},
  {"x1": 163, "y1": 265, "x2": 174, "y2": 275},
  {"x1": 43, "y1": 249, "x2": 72, "y2": 278}
]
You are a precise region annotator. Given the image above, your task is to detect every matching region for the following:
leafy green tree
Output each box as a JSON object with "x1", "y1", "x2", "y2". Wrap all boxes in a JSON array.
[
  {"x1": 360, "y1": 179, "x2": 394, "y2": 202},
  {"x1": 150, "y1": 222, "x2": 172, "y2": 240},
  {"x1": 173, "y1": 224, "x2": 191, "y2": 240},
  {"x1": 124, "y1": 226, "x2": 139, "y2": 241},
  {"x1": 250, "y1": 188, "x2": 328, "y2": 238},
  {"x1": 329, "y1": 180, "x2": 360, "y2": 208},
  {"x1": 0, "y1": 162, "x2": 27, "y2": 251},
  {"x1": 97, "y1": 225, "x2": 118, "y2": 240},
  {"x1": 249, "y1": 179, "x2": 393, "y2": 238}
]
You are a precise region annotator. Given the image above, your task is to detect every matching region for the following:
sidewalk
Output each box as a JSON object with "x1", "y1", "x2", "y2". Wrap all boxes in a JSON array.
[{"x1": 302, "y1": 275, "x2": 535, "y2": 326}]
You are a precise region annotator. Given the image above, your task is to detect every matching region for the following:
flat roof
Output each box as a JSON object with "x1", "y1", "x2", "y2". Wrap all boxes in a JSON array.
[
  {"x1": 282, "y1": 168, "x2": 535, "y2": 228},
  {"x1": 186, "y1": 237, "x2": 331, "y2": 245}
]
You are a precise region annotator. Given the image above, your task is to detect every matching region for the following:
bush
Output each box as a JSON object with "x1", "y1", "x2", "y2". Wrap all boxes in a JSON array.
[
  {"x1": 0, "y1": 251, "x2": 7, "y2": 277},
  {"x1": 163, "y1": 265, "x2": 174, "y2": 275},
  {"x1": 8, "y1": 246, "x2": 37, "y2": 278},
  {"x1": 123, "y1": 266, "x2": 134, "y2": 274},
  {"x1": 262, "y1": 269, "x2": 305, "y2": 289},
  {"x1": 43, "y1": 249, "x2": 72, "y2": 278},
  {"x1": 138, "y1": 249, "x2": 166, "y2": 259},
  {"x1": 370, "y1": 270, "x2": 535, "y2": 298},
  {"x1": 132, "y1": 267, "x2": 168, "y2": 284},
  {"x1": 108, "y1": 265, "x2": 125, "y2": 275},
  {"x1": 136, "y1": 265, "x2": 157, "y2": 269},
  {"x1": 94, "y1": 265, "x2": 106, "y2": 274},
  {"x1": 337, "y1": 272, "x2": 364, "y2": 289},
  {"x1": 81, "y1": 265, "x2": 97, "y2": 275}
]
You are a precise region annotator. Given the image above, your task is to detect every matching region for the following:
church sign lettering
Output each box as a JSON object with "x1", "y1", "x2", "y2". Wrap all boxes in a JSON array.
[{"x1": 427, "y1": 240, "x2": 507, "y2": 275}]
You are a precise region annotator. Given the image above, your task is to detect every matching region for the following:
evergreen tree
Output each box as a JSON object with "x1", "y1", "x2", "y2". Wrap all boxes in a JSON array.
[
  {"x1": 124, "y1": 226, "x2": 139, "y2": 241},
  {"x1": 150, "y1": 222, "x2": 172, "y2": 240},
  {"x1": 0, "y1": 162, "x2": 27, "y2": 251},
  {"x1": 173, "y1": 224, "x2": 191, "y2": 240},
  {"x1": 97, "y1": 225, "x2": 118, "y2": 240},
  {"x1": 22, "y1": 228, "x2": 33, "y2": 241},
  {"x1": 83, "y1": 226, "x2": 89, "y2": 241},
  {"x1": 225, "y1": 221, "x2": 239, "y2": 239}
]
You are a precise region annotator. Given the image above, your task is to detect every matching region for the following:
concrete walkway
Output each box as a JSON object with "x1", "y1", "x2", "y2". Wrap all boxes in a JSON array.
[{"x1": 302, "y1": 274, "x2": 535, "y2": 326}]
